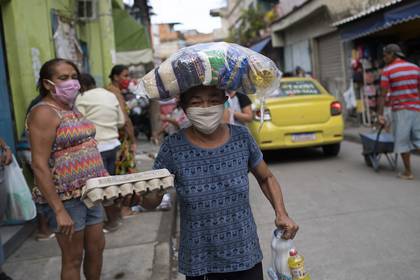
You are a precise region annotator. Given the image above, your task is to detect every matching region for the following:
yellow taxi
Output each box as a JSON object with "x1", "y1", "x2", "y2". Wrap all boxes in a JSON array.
[{"x1": 248, "y1": 77, "x2": 344, "y2": 156}]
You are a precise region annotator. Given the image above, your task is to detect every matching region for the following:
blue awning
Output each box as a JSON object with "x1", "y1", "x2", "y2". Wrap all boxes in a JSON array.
[
  {"x1": 385, "y1": 1, "x2": 420, "y2": 25},
  {"x1": 339, "y1": 1, "x2": 420, "y2": 41},
  {"x1": 250, "y1": 37, "x2": 271, "y2": 53}
]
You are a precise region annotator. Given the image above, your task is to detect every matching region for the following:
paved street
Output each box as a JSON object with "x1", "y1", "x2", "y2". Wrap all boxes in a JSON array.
[
  {"x1": 171, "y1": 140, "x2": 420, "y2": 280},
  {"x1": 250, "y1": 141, "x2": 420, "y2": 280},
  {"x1": 4, "y1": 140, "x2": 420, "y2": 280}
]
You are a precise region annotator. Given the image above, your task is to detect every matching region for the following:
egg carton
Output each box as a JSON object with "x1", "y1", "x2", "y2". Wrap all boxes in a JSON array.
[{"x1": 81, "y1": 169, "x2": 174, "y2": 208}]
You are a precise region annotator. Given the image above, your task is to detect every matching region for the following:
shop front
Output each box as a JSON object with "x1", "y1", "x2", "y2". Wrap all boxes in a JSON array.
[{"x1": 335, "y1": 0, "x2": 420, "y2": 125}]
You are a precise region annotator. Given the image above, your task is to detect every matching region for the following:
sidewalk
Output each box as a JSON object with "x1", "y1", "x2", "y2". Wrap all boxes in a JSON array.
[{"x1": 3, "y1": 139, "x2": 178, "y2": 280}]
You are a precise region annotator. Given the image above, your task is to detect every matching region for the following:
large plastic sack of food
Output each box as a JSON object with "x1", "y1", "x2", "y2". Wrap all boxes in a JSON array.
[{"x1": 137, "y1": 42, "x2": 282, "y2": 100}]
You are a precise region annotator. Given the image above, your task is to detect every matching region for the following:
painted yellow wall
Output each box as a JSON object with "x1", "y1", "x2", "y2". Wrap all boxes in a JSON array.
[
  {"x1": 1, "y1": 0, "x2": 54, "y2": 135},
  {"x1": 1, "y1": 0, "x2": 115, "y2": 135}
]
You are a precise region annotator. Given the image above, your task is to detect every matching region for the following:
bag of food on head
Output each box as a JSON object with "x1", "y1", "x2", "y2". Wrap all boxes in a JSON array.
[{"x1": 138, "y1": 42, "x2": 282, "y2": 100}]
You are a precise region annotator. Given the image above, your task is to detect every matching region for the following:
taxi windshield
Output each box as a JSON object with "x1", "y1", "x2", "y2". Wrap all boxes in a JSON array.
[{"x1": 268, "y1": 80, "x2": 321, "y2": 98}]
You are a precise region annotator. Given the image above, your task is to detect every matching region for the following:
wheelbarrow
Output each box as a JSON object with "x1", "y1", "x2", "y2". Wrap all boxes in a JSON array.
[{"x1": 359, "y1": 126, "x2": 398, "y2": 172}]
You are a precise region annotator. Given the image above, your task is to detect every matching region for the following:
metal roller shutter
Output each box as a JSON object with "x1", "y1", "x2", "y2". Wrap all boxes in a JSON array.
[{"x1": 317, "y1": 32, "x2": 343, "y2": 88}]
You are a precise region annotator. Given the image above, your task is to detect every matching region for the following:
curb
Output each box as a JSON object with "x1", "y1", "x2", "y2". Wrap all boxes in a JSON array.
[{"x1": 3, "y1": 220, "x2": 36, "y2": 259}]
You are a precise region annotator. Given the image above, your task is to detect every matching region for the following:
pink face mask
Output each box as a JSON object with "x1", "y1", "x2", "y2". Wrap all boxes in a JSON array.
[{"x1": 47, "y1": 79, "x2": 81, "y2": 107}]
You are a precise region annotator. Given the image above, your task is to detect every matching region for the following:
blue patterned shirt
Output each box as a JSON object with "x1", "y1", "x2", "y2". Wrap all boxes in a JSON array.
[{"x1": 153, "y1": 125, "x2": 264, "y2": 276}]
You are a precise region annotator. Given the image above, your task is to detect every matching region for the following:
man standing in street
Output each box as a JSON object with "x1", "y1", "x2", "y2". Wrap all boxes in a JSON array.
[{"x1": 378, "y1": 44, "x2": 420, "y2": 180}]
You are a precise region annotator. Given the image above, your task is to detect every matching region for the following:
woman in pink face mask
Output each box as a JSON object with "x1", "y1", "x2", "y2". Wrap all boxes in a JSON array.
[{"x1": 27, "y1": 59, "x2": 108, "y2": 280}]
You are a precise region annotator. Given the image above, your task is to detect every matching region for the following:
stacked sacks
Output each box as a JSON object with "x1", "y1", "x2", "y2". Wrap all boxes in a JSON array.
[{"x1": 139, "y1": 42, "x2": 281, "y2": 100}]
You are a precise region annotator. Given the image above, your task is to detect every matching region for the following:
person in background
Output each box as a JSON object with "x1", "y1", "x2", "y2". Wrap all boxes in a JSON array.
[
  {"x1": 76, "y1": 73, "x2": 126, "y2": 232},
  {"x1": 378, "y1": 44, "x2": 420, "y2": 180},
  {"x1": 151, "y1": 97, "x2": 190, "y2": 211},
  {"x1": 294, "y1": 66, "x2": 306, "y2": 77},
  {"x1": 153, "y1": 97, "x2": 190, "y2": 142},
  {"x1": 27, "y1": 58, "x2": 108, "y2": 280},
  {"x1": 224, "y1": 90, "x2": 253, "y2": 126},
  {"x1": 0, "y1": 137, "x2": 13, "y2": 280},
  {"x1": 153, "y1": 85, "x2": 298, "y2": 280},
  {"x1": 16, "y1": 128, "x2": 55, "y2": 241},
  {"x1": 106, "y1": 65, "x2": 138, "y2": 218}
]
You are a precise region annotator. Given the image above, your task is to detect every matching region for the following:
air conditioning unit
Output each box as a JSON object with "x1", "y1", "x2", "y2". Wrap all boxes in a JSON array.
[{"x1": 77, "y1": 0, "x2": 98, "y2": 21}]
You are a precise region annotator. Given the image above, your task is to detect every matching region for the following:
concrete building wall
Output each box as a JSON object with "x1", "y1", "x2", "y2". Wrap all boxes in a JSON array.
[
  {"x1": 275, "y1": 0, "x2": 307, "y2": 17},
  {"x1": 184, "y1": 32, "x2": 214, "y2": 45},
  {"x1": 320, "y1": 0, "x2": 391, "y2": 21},
  {"x1": 222, "y1": 0, "x2": 256, "y2": 30},
  {"x1": 158, "y1": 24, "x2": 180, "y2": 42},
  {"x1": 283, "y1": 9, "x2": 334, "y2": 45}
]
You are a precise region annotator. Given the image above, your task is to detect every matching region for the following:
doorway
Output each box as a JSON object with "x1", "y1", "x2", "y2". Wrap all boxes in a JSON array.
[{"x1": 0, "y1": 8, "x2": 16, "y2": 151}]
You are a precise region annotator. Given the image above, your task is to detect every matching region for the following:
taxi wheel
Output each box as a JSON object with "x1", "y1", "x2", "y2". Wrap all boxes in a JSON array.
[{"x1": 322, "y1": 143, "x2": 340, "y2": 157}]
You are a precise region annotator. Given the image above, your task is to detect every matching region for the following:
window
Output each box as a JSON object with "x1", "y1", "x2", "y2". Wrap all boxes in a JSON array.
[{"x1": 269, "y1": 80, "x2": 321, "y2": 97}]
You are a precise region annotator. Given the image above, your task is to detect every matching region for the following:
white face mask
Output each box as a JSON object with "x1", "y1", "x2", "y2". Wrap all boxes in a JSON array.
[{"x1": 186, "y1": 105, "x2": 225, "y2": 135}]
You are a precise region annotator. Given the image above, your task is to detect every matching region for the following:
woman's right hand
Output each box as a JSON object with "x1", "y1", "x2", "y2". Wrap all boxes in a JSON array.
[{"x1": 55, "y1": 209, "x2": 74, "y2": 239}]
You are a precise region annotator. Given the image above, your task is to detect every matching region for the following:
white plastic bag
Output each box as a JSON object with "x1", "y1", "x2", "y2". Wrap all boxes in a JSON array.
[
  {"x1": 268, "y1": 229, "x2": 294, "y2": 280},
  {"x1": 343, "y1": 83, "x2": 357, "y2": 110},
  {"x1": 4, "y1": 155, "x2": 36, "y2": 223}
]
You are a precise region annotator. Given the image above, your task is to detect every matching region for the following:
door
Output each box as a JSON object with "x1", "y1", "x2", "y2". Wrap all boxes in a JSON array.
[
  {"x1": 0, "y1": 10, "x2": 16, "y2": 151},
  {"x1": 317, "y1": 32, "x2": 344, "y2": 95}
]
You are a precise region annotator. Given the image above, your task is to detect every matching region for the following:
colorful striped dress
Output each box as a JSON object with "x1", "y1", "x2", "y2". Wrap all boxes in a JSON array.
[{"x1": 29, "y1": 102, "x2": 108, "y2": 204}]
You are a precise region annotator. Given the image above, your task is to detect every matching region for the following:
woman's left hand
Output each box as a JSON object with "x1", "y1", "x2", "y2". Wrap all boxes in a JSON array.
[{"x1": 275, "y1": 214, "x2": 299, "y2": 240}]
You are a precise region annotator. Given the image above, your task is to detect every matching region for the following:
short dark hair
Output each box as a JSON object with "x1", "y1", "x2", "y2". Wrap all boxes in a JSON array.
[
  {"x1": 109, "y1": 64, "x2": 128, "y2": 81},
  {"x1": 37, "y1": 58, "x2": 80, "y2": 97},
  {"x1": 179, "y1": 85, "x2": 225, "y2": 109},
  {"x1": 79, "y1": 73, "x2": 96, "y2": 91}
]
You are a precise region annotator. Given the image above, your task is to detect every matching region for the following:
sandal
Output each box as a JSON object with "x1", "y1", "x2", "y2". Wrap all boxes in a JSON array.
[
  {"x1": 36, "y1": 232, "x2": 55, "y2": 241},
  {"x1": 121, "y1": 210, "x2": 141, "y2": 219},
  {"x1": 103, "y1": 222, "x2": 121, "y2": 233},
  {"x1": 397, "y1": 172, "x2": 414, "y2": 180}
]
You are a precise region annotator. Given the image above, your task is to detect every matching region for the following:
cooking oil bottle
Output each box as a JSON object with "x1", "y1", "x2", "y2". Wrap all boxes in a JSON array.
[{"x1": 288, "y1": 248, "x2": 311, "y2": 280}]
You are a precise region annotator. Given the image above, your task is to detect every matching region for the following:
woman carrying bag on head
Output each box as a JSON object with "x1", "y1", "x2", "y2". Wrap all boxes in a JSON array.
[{"x1": 153, "y1": 85, "x2": 299, "y2": 280}]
